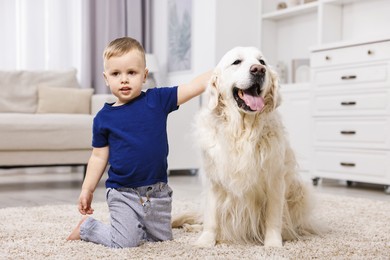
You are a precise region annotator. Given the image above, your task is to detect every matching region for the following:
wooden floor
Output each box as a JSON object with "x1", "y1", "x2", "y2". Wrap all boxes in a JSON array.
[{"x1": 0, "y1": 167, "x2": 389, "y2": 209}]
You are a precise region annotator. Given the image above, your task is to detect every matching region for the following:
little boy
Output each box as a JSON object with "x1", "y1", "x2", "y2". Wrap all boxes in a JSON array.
[{"x1": 67, "y1": 36, "x2": 212, "y2": 248}]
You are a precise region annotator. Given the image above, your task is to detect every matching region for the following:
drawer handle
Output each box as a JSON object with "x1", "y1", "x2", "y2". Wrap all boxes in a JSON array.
[
  {"x1": 341, "y1": 75, "x2": 357, "y2": 80},
  {"x1": 340, "y1": 162, "x2": 356, "y2": 167},
  {"x1": 340, "y1": 130, "x2": 356, "y2": 135},
  {"x1": 367, "y1": 50, "x2": 373, "y2": 55},
  {"x1": 341, "y1": 101, "x2": 356, "y2": 106},
  {"x1": 325, "y1": 55, "x2": 331, "y2": 61}
]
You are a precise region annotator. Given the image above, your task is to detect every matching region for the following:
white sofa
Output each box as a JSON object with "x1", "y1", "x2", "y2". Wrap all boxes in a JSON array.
[{"x1": 0, "y1": 69, "x2": 115, "y2": 172}]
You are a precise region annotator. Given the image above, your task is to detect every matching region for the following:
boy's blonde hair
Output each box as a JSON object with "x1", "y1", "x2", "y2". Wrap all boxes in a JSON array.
[{"x1": 103, "y1": 37, "x2": 145, "y2": 66}]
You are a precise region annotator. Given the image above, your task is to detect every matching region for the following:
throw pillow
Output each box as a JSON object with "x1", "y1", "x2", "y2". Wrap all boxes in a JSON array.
[
  {"x1": 0, "y1": 69, "x2": 80, "y2": 113},
  {"x1": 36, "y1": 86, "x2": 94, "y2": 114}
]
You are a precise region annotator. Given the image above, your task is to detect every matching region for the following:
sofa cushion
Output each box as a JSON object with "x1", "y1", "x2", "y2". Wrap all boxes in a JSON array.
[
  {"x1": 0, "y1": 69, "x2": 80, "y2": 113},
  {"x1": 0, "y1": 113, "x2": 93, "y2": 150},
  {"x1": 37, "y1": 86, "x2": 94, "y2": 114}
]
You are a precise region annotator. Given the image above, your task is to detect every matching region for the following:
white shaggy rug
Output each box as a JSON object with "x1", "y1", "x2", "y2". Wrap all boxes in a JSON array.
[{"x1": 1, "y1": 193, "x2": 389, "y2": 259}]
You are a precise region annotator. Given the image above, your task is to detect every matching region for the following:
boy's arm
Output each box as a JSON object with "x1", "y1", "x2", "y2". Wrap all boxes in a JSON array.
[
  {"x1": 177, "y1": 70, "x2": 213, "y2": 106},
  {"x1": 78, "y1": 146, "x2": 109, "y2": 215}
]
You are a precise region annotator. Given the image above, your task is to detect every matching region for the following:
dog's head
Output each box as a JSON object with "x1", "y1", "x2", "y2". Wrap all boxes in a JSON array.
[{"x1": 207, "y1": 47, "x2": 280, "y2": 114}]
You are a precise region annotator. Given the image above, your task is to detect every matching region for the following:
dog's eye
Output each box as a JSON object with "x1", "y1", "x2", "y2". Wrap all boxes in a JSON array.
[
  {"x1": 259, "y1": 60, "x2": 266, "y2": 65},
  {"x1": 232, "y1": 60, "x2": 242, "y2": 65}
]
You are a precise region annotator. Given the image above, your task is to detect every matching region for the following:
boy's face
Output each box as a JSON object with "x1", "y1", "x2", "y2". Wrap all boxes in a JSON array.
[{"x1": 103, "y1": 50, "x2": 148, "y2": 106}]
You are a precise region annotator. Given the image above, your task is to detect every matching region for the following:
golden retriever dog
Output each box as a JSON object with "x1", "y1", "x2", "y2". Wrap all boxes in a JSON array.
[{"x1": 172, "y1": 47, "x2": 318, "y2": 247}]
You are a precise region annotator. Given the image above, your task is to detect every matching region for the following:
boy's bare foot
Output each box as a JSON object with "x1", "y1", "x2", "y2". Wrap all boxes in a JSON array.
[{"x1": 67, "y1": 215, "x2": 89, "y2": 241}]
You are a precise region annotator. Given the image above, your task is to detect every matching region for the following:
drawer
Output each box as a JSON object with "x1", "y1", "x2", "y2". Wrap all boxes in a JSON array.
[
  {"x1": 311, "y1": 40, "x2": 390, "y2": 68},
  {"x1": 313, "y1": 118, "x2": 390, "y2": 149},
  {"x1": 313, "y1": 149, "x2": 390, "y2": 178},
  {"x1": 313, "y1": 64, "x2": 389, "y2": 89},
  {"x1": 312, "y1": 89, "x2": 390, "y2": 116}
]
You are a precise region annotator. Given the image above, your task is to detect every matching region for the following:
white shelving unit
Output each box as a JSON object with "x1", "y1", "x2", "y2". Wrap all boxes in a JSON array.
[
  {"x1": 260, "y1": 0, "x2": 390, "y2": 182},
  {"x1": 261, "y1": 0, "x2": 390, "y2": 84},
  {"x1": 310, "y1": 39, "x2": 390, "y2": 192}
]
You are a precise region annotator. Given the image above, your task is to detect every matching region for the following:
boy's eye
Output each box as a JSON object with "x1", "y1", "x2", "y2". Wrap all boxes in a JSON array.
[{"x1": 112, "y1": 72, "x2": 119, "y2": 76}]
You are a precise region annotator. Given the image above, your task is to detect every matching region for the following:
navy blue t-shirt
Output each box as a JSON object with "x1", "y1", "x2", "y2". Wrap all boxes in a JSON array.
[{"x1": 92, "y1": 87, "x2": 179, "y2": 188}]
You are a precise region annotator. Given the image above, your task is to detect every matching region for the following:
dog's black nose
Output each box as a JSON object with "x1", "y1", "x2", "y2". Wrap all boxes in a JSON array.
[{"x1": 250, "y1": 64, "x2": 266, "y2": 76}]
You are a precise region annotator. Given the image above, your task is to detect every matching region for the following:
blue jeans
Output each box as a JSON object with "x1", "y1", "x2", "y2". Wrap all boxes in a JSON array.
[{"x1": 80, "y1": 182, "x2": 173, "y2": 248}]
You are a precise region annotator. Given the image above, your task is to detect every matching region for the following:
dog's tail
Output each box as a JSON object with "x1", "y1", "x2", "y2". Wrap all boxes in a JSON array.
[{"x1": 171, "y1": 211, "x2": 203, "y2": 231}]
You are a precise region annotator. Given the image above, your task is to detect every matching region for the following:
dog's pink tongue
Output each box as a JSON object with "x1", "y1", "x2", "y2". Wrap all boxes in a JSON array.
[{"x1": 242, "y1": 93, "x2": 265, "y2": 111}]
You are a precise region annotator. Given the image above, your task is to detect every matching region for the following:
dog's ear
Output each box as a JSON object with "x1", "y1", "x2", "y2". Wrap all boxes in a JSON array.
[
  {"x1": 270, "y1": 68, "x2": 282, "y2": 109},
  {"x1": 207, "y1": 71, "x2": 219, "y2": 110}
]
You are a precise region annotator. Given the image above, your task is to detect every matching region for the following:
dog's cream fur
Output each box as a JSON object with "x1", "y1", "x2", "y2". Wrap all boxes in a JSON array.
[{"x1": 172, "y1": 47, "x2": 318, "y2": 247}]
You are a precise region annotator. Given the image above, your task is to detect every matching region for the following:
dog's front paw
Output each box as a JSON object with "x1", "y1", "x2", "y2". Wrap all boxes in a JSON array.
[
  {"x1": 264, "y1": 238, "x2": 282, "y2": 247},
  {"x1": 194, "y1": 231, "x2": 216, "y2": 247},
  {"x1": 264, "y1": 231, "x2": 283, "y2": 247}
]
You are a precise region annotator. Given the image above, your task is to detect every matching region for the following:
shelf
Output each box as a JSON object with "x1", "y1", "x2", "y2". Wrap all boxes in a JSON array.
[
  {"x1": 321, "y1": 0, "x2": 370, "y2": 5},
  {"x1": 262, "y1": 2, "x2": 318, "y2": 21},
  {"x1": 310, "y1": 35, "x2": 390, "y2": 52},
  {"x1": 261, "y1": 0, "x2": 369, "y2": 21}
]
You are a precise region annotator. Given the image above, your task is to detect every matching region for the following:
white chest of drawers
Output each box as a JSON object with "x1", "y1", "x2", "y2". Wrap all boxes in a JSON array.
[{"x1": 310, "y1": 39, "x2": 390, "y2": 193}]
